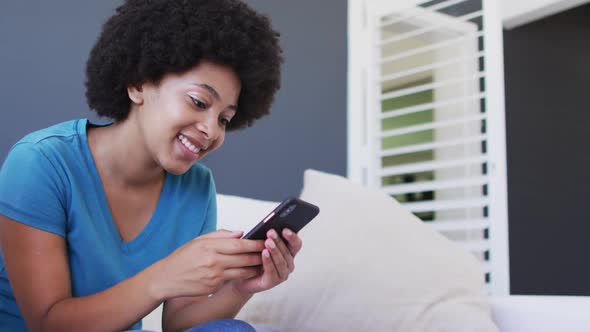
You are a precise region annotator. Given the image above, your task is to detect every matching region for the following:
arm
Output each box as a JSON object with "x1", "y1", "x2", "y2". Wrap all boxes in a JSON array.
[
  {"x1": 162, "y1": 228, "x2": 303, "y2": 332},
  {"x1": 0, "y1": 216, "x2": 163, "y2": 332},
  {"x1": 0, "y1": 217, "x2": 265, "y2": 332},
  {"x1": 162, "y1": 282, "x2": 252, "y2": 332},
  {"x1": 0, "y1": 143, "x2": 160, "y2": 331}
]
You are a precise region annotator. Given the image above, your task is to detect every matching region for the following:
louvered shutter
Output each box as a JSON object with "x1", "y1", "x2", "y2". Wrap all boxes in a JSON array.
[{"x1": 348, "y1": 0, "x2": 509, "y2": 294}]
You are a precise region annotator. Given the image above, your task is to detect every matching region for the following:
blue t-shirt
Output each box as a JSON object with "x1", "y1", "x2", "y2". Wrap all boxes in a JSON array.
[{"x1": 0, "y1": 119, "x2": 217, "y2": 331}]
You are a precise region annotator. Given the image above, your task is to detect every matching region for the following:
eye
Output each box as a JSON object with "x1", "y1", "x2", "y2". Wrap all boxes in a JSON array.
[
  {"x1": 190, "y1": 97, "x2": 208, "y2": 109},
  {"x1": 219, "y1": 117, "x2": 231, "y2": 127}
]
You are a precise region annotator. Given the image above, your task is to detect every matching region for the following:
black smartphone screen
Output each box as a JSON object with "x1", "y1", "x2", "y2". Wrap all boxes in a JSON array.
[{"x1": 241, "y1": 197, "x2": 320, "y2": 240}]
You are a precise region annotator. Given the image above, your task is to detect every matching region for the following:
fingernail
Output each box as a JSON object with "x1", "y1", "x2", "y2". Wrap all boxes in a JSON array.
[
  {"x1": 267, "y1": 239, "x2": 276, "y2": 249},
  {"x1": 285, "y1": 229, "x2": 293, "y2": 236},
  {"x1": 263, "y1": 250, "x2": 270, "y2": 258}
]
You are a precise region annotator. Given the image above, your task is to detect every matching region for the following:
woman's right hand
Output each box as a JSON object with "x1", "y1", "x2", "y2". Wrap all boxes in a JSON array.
[{"x1": 150, "y1": 230, "x2": 265, "y2": 300}]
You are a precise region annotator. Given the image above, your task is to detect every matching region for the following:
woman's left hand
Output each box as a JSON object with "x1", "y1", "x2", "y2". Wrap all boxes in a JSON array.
[{"x1": 232, "y1": 228, "x2": 302, "y2": 295}]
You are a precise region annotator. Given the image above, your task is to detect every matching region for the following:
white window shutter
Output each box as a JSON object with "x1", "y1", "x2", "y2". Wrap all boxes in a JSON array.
[{"x1": 348, "y1": 0, "x2": 509, "y2": 295}]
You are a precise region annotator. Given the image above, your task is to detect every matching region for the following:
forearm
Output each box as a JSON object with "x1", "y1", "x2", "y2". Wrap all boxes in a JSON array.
[
  {"x1": 163, "y1": 281, "x2": 253, "y2": 332},
  {"x1": 38, "y1": 266, "x2": 162, "y2": 332}
]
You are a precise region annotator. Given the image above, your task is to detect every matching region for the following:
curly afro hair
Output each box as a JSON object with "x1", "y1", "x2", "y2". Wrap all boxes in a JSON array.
[{"x1": 85, "y1": 0, "x2": 283, "y2": 130}]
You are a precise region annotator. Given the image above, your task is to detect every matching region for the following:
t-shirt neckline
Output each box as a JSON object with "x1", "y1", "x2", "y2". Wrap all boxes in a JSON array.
[{"x1": 77, "y1": 119, "x2": 171, "y2": 253}]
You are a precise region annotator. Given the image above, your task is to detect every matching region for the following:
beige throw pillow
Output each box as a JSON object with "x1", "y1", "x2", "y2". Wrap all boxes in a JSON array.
[{"x1": 235, "y1": 169, "x2": 498, "y2": 332}]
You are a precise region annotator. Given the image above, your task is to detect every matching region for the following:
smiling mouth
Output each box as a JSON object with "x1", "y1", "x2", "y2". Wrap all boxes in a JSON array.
[{"x1": 177, "y1": 134, "x2": 203, "y2": 154}]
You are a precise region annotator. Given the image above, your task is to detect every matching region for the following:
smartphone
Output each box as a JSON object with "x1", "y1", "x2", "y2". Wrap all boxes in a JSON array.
[{"x1": 241, "y1": 197, "x2": 320, "y2": 241}]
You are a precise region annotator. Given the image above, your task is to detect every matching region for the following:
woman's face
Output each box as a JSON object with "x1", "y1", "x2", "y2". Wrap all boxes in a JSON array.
[{"x1": 131, "y1": 60, "x2": 241, "y2": 175}]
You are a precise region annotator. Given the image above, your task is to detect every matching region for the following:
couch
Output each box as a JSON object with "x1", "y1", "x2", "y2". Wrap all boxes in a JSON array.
[{"x1": 142, "y1": 170, "x2": 590, "y2": 331}]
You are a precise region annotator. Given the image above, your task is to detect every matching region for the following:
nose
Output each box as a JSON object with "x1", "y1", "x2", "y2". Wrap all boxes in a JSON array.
[{"x1": 195, "y1": 113, "x2": 219, "y2": 140}]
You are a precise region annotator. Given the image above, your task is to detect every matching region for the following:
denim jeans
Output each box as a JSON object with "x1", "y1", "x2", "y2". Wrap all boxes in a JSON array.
[
  {"x1": 130, "y1": 319, "x2": 260, "y2": 332},
  {"x1": 183, "y1": 319, "x2": 256, "y2": 332}
]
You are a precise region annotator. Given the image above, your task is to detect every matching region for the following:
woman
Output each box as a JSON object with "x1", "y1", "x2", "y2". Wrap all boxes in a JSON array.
[{"x1": 0, "y1": 1, "x2": 295, "y2": 331}]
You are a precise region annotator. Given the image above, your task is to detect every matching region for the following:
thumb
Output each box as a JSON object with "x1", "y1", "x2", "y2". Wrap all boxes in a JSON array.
[{"x1": 200, "y1": 229, "x2": 244, "y2": 239}]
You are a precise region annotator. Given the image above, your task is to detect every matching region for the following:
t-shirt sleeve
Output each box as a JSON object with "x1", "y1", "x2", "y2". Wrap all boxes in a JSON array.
[
  {"x1": 200, "y1": 170, "x2": 217, "y2": 235},
  {"x1": 0, "y1": 142, "x2": 67, "y2": 237}
]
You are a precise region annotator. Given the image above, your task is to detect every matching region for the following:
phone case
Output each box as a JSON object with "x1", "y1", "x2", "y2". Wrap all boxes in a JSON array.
[{"x1": 241, "y1": 197, "x2": 320, "y2": 240}]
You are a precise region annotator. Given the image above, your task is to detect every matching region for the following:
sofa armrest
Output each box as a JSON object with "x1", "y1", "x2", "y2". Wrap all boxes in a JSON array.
[{"x1": 491, "y1": 295, "x2": 590, "y2": 331}]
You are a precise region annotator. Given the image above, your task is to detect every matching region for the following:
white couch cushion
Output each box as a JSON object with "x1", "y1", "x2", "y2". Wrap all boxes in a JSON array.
[
  {"x1": 491, "y1": 295, "x2": 590, "y2": 332},
  {"x1": 216, "y1": 194, "x2": 280, "y2": 232},
  {"x1": 234, "y1": 169, "x2": 498, "y2": 332}
]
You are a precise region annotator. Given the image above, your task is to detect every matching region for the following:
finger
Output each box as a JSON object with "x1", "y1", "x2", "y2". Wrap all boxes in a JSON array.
[
  {"x1": 261, "y1": 249, "x2": 279, "y2": 281},
  {"x1": 199, "y1": 229, "x2": 243, "y2": 239},
  {"x1": 267, "y1": 230, "x2": 294, "y2": 273},
  {"x1": 212, "y1": 238, "x2": 265, "y2": 255},
  {"x1": 265, "y1": 238, "x2": 289, "y2": 280},
  {"x1": 223, "y1": 266, "x2": 261, "y2": 281},
  {"x1": 217, "y1": 253, "x2": 262, "y2": 269},
  {"x1": 282, "y1": 228, "x2": 303, "y2": 256}
]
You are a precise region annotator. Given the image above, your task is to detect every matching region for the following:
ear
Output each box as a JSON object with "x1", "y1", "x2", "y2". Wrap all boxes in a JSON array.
[{"x1": 127, "y1": 84, "x2": 144, "y2": 105}]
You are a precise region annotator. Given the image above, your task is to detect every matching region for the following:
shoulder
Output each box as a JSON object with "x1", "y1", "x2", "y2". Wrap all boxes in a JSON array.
[
  {"x1": 9, "y1": 119, "x2": 84, "y2": 158},
  {"x1": 1, "y1": 120, "x2": 87, "y2": 188},
  {"x1": 17, "y1": 120, "x2": 82, "y2": 146},
  {"x1": 0, "y1": 124, "x2": 78, "y2": 236}
]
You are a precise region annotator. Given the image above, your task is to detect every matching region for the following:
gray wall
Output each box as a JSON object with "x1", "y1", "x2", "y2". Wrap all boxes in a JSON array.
[
  {"x1": 503, "y1": 3, "x2": 590, "y2": 295},
  {"x1": 0, "y1": 0, "x2": 347, "y2": 201},
  {"x1": 0, "y1": 1, "x2": 113, "y2": 140}
]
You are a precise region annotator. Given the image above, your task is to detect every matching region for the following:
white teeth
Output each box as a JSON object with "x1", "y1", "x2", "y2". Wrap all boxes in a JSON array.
[{"x1": 178, "y1": 134, "x2": 201, "y2": 154}]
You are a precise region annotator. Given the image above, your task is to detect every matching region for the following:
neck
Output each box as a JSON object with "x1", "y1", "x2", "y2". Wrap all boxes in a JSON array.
[{"x1": 87, "y1": 115, "x2": 163, "y2": 188}]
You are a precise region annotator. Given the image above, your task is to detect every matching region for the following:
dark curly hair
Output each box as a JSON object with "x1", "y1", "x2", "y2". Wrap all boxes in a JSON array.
[{"x1": 85, "y1": 0, "x2": 283, "y2": 130}]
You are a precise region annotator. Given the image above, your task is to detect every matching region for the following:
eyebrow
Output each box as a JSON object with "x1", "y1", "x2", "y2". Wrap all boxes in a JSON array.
[{"x1": 192, "y1": 83, "x2": 237, "y2": 111}]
